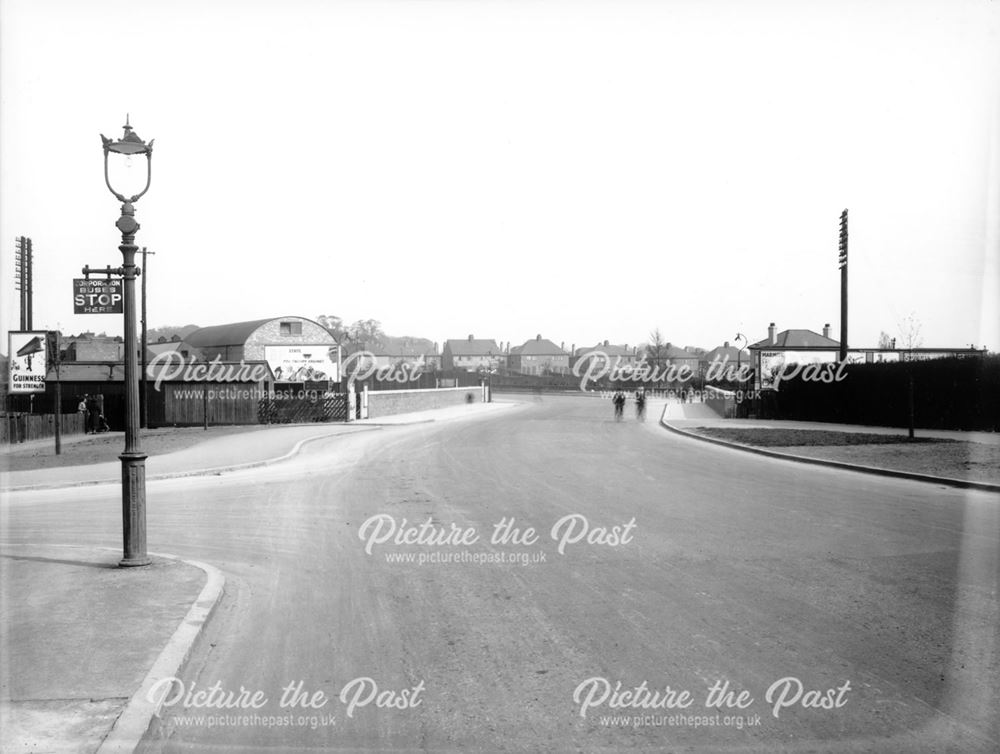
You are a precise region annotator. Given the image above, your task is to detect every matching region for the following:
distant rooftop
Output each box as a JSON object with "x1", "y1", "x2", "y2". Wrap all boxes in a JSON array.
[
  {"x1": 749, "y1": 328, "x2": 840, "y2": 349},
  {"x1": 444, "y1": 336, "x2": 501, "y2": 356}
]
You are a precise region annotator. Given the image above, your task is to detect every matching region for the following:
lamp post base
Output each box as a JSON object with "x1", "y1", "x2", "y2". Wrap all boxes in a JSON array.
[
  {"x1": 119, "y1": 556, "x2": 152, "y2": 567},
  {"x1": 119, "y1": 451, "x2": 151, "y2": 567}
]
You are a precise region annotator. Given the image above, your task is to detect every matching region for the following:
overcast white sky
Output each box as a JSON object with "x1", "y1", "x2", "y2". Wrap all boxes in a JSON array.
[{"x1": 2, "y1": 0, "x2": 998, "y2": 352}]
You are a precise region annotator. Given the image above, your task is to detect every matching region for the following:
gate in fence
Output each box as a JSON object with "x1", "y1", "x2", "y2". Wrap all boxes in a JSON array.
[{"x1": 258, "y1": 392, "x2": 349, "y2": 424}]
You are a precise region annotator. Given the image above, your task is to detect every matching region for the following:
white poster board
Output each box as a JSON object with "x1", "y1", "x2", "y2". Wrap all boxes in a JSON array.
[
  {"x1": 8, "y1": 331, "x2": 48, "y2": 393},
  {"x1": 264, "y1": 345, "x2": 339, "y2": 382}
]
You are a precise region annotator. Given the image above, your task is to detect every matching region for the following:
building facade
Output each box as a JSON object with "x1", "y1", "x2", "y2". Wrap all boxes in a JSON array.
[
  {"x1": 747, "y1": 322, "x2": 985, "y2": 390},
  {"x1": 509, "y1": 335, "x2": 570, "y2": 375},
  {"x1": 442, "y1": 335, "x2": 503, "y2": 372},
  {"x1": 185, "y1": 316, "x2": 341, "y2": 382}
]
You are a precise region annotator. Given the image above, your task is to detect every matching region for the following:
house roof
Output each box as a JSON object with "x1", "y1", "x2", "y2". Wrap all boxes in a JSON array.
[
  {"x1": 368, "y1": 338, "x2": 438, "y2": 358},
  {"x1": 749, "y1": 329, "x2": 840, "y2": 349},
  {"x1": 186, "y1": 317, "x2": 336, "y2": 348},
  {"x1": 186, "y1": 319, "x2": 274, "y2": 347},
  {"x1": 514, "y1": 337, "x2": 568, "y2": 356},
  {"x1": 146, "y1": 341, "x2": 204, "y2": 359},
  {"x1": 46, "y1": 363, "x2": 125, "y2": 381},
  {"x1": 701, "y1": 345, "x2": 750, "y2": 363},
  {"x1": 46, "y1": 360, "x2": 274, "y2": 382},
  {"x1": 663, "y1": 344, "x2": 699, "y2": 360},
  {"x1": 444, "y1": 338, "x2": 500, "y2": 356},
  {"x1": 575, "y1": 343, "x2": 634, "y2": 357}
]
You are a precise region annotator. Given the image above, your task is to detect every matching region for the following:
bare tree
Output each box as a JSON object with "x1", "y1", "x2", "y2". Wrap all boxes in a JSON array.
[
  {"x1": 645, "y1": 328, "x2": 669, "y2": 369},
  {"x1": 897, "y1": 313, "x2": 923, "y2": 350}
]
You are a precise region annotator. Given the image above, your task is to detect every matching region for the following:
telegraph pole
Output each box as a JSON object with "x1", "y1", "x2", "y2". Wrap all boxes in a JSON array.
[
  {"x1": 140, "y1": 247, "x2": 156, "y2": 428},
  {"x1": 838, "y1": 209, "x2": 848, "y2": 362},
  {"x1": 48, "y1": 331, "x2": 62, "y2": 455},
  {"x1": 15, "y1": 237, "x2": 33, "y2": 330}
]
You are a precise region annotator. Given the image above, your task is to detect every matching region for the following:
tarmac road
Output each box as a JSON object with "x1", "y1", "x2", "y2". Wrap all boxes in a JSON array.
[{"x1": 3, "y1": 395, "x2": 998, "y2": 752}]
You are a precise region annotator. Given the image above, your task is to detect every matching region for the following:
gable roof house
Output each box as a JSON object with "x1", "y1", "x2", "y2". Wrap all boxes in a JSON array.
[
  {"x1": 748, "y1": 322, "x2": 841, "y2": 351},
  {"x1": 358, "y1": 339, "x2": 440, "y2": 369},
  {"x1": 700, "y1": 341, "x2": 753, "y2": 379},
  {"x1": 441, "y1": 335, "x2": 503, "y2": 371},
  {"x1": 509, "y1": 335, "x2": 571, "y2": 375},
  {"x1": 571, "y1": 341, "x2": 641, "y2": 370},
  {"x1": 747, "y1": 322, "x2": 842, "y2": 390}
]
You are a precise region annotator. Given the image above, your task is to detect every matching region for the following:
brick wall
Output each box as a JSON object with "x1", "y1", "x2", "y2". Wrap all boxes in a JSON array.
[{"x1": 365, "y1": 386, "x2": 483, "y2": 418}]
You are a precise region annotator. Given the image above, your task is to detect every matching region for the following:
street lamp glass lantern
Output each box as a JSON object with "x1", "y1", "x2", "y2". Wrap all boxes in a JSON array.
[{"x1": 101, "y1": 116, "x2": 154, "y2": 203}]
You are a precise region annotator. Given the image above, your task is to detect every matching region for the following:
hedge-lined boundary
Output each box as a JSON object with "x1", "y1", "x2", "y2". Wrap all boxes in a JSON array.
[{"x1": 757, "y1": 356, "x2": 999, "y2": 431}]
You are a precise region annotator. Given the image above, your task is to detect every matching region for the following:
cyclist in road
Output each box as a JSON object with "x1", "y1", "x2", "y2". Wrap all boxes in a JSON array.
[
  {"x1": 634, "y1": 388, "x2": 647, "y2": 421},
  {"x1": 613, "y1": 391, "x2": 626, "y2": 421}
]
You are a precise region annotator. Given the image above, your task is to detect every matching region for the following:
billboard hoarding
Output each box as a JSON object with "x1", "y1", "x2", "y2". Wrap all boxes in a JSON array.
[
  {"x1": 264, "y1": 345, "x2": 339, "y2": 382},
  {"x1": 8, "y1": 331, "x2": 48, "y2": 393}
]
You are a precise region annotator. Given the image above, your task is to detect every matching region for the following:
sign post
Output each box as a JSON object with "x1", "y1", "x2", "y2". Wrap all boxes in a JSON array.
[{"x1": 74, "y1": 277, "x2": 124, "y2": 314}]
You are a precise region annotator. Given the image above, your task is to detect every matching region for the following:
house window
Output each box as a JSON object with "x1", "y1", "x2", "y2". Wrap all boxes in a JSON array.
[{"x1": 280, "y1": 321, "x2": 302, "y2": 336}]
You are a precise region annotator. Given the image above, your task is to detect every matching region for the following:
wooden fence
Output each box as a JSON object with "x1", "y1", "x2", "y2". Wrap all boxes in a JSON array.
[
  {"x1": 2, "y1": 412, "x2": 86, "y2": 444},
  {"x1": 147, "y1": 383, "x2": 263, "y2": 427}
]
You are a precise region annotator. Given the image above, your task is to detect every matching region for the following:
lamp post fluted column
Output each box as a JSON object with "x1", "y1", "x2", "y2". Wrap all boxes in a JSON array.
[{"x1": 117, "y1": 201, "x2": 149, "y2": 566}]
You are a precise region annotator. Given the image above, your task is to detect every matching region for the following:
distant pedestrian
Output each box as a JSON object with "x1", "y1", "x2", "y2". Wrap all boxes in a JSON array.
[
  {"x1": 85, "y1": 395, "x2": 100, "y2": 434},
  {"x1": 613, "y1": 391, "x2": 626, "y2": 421},
  {"x1": 635, "y1": 389, "x2": 646, "y2": 421}
]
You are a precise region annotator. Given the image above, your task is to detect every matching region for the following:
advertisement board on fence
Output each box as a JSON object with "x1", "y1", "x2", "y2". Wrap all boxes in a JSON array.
[
  {"x1": 8, "y1": 331, "x2": 48, "y2": 393},
  {"x1": 73, "y1": 278, "x2": 123, "y2": 314}
]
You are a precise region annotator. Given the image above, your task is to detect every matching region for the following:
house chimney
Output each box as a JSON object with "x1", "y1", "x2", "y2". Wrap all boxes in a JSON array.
[
  {"x1": 724, "y1": 341, "x2": 729, "y2": 348},
  {"x1": 468, "y1": 334, "x2": 474, "y2": 341},
  {"x1": 536, "y1": 334, "x2": 541, "y2": 340},
  {"x1": 822, "y1": 323, "x2": 831, "y2": 339},
  {"x1": 571, "y1": 343, "x2": 575, "y2": 354},
  {"x1": 768, "y1": 323, "x2": 776, "y2": 345},
  {"x1": 604, "y1": 339, "x2": 609, "y2": 347},
  {"x1": 560, "y1": 341, "x2": 565, "y2": 351}
]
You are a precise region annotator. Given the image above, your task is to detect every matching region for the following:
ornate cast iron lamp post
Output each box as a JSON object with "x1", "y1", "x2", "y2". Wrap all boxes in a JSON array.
[
  {"x1": 734, "y1": 332, "x2": 748, "y2": 382},
  {"x1": 101, "y1": 116, "x2": 153, "y2": 567}
]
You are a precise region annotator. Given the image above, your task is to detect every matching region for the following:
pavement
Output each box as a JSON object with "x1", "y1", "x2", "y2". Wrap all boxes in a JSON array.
[
  {"x1": 0, "y1": 399, "x2": 514, "y2": 753},
  {"x1": 0, "y1": 545, "x2": 223, "y2": 754},
  {"x1": 660, "y1": 399, "x2": 1000, "y2": 491},
  {"x1": 661, "y1": 399, "x2": 1000, "y2": 445},
  {"x1": 1, "y1": 400, "x2": 515, "y2": 492}
]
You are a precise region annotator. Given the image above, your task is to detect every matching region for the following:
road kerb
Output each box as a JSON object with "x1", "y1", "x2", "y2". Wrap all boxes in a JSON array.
[
  {"x1": 96, "y1": 552, "x2": 225, "y2": 754},
  {"x1": 0, "y1": 426, "x2": 382, "y2": 493},
  {"x1": 659, "y1": 407, "x2": 1000, "y2": 493}
]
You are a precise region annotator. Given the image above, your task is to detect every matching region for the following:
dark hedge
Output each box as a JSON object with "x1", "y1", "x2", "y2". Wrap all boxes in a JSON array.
[{"x1": 758, "y1": 355, "x2": 1000, "y2": 431}]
